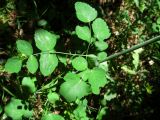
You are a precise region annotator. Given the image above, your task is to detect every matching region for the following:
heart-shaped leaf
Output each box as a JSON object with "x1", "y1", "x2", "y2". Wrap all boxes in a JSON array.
[
  {"x1": 60, "y1": 73, "x2": 90, "y2": 102},
  {"x1": 92, "y1": 18, "x2": 111, "y2": 41},
  {"x1": 75, "y1": 2, "x2": 97, "y2": 23}
]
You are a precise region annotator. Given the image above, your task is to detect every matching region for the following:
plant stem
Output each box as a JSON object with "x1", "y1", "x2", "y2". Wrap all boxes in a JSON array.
[
  {"x1": 33, "y1": 51, "x2": 91, "y2": 57},
  {"x1": 100, "y1": 35, "x2": 160, "y2": 62}
]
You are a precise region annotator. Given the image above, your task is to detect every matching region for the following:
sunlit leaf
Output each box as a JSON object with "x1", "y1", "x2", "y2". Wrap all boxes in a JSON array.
[
  {"x1": 92, "y1": 18, "x2": 111, "y2": 41},
  {"x1": 4, "y1": 98, "x2": 33, "y2": 120},
  {"x1": 97, "y1": 52, "x2": 107, "y2": 61},
  {"x1": 47, "y1": 92, "x2": 59, "y2": 104},
  {"x1": 34, "y1": 29, "x2": 59, "y2": 51},
  {"x1": 22, "y1": 77, "x2": 37, "y2": 93},
  {"x1": 16, "y1": 40, "x2": 33, "y2": 56},
  {"x1": 75, "y1": 25, "x2": 91, "y2": 42},
  {"x1": 88, "y1": 67, "x2": 107, "y2": 94},
  {"x1": 72, "y1": 56, "x2": 88, "y2": 71},
  {"x1": 26, "y1": 55, "x2": 38, "y2": 74},
  {"x1": 95, "y1": 41, "x2": 108, "y2": 51},
  {"x1": 42, "y1": 113, "x2": 64, "y2": 120},
  {"x1": 60, "y1": 73, "x2": 90, "y2": 102},
  {"x1": 40, "y1": 53, "x2": 58, "y2": 76},
  {"x1": 75, "y1": 2, "x2": 97, "y2": 23},
  {"x1": 5, "y1": 57, "x2": 22, "y2": 73}
]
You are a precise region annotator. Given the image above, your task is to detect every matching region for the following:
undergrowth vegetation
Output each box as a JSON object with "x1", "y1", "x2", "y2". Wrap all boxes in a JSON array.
[{"x1": 0, "y1": 0, "x2": 160, "y2": 120}]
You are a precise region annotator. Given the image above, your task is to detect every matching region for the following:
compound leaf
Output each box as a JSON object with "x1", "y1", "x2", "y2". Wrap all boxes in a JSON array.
[
  {"x1": 88, "y1": 67, "x2": 107, "y2": 94},
  {"x1": 75, "y1": 2, "x2": 97, "y2": 23},
  {"x1": 5, "y1": 57, "x2": 22, "y2": 73},
  {"x1": 39, "y1": 53, "x2": 58, "y2": 76},
  {"x1": 72, "y1": 56, "x2": 88, "y2": 71},
  {"x1": 75, "y1": 25, "x2": 91, "y2": 42},
  {"x1": 92, "y1": 18, "x2": 111, "y2": 41},
  {"x1": 26, "y1": 55, "x2": 38, "y2": 74},
  {"x1": 60, "y1": 73, "x2": 90, "y2": 102},
  {"x1": 16, "y1": 40, "x2": 33, "y2": 56},
  {"x1": 34, "y1": 29, "x2": 59, "y2": 51}
]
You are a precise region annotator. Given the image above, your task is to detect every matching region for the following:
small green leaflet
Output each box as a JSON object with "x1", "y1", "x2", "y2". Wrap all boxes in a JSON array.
[
  {"x1": 92, "y1": 18, "x2": 111, "y2": 41},
  {"x1": 63, "y1": 72, "x2": 80, "y2": 82},
  {"x1": 5, "y1": 57, "x2": 22, "y2": 73},
  {"x1": 88, "y1": 67, "x2": 107, "y2": 94},
  {"x1": 16, "y1": 40, "x2": 33, "y2": 56},
  {"x1": 72, "y1": 56, "x2": 88, "y2": 71},
  {"x1": 78, "y1": 69, "x2": 91, "y2": 81},
  {"x1": 95, "y1": 41, "x2": 108, "y2": 51},
  {"x1": 39, "y1": 53, "x2": 58, "y2": 76},
  {"x1": 42, "y1": 113, "x2": 64, "y2": 120},
  {"x1": 73, "y1": 99, "x2": 89, "y2": 120},
  {"x1": 60, "y1": 72, "x2": 90, "y2": 102},
  {"x1": 34, "y1": 29, "x2": 59, "y2": 51},
  {"x1": 47, "y1": 92, "x2": 59, "y2": 104},
  {"x1": 75, "y1": 25, "x2": 91, "y2": 42},
  {"x1": 22, "y1": 77, "x2": 37, "y2": 94},
  {"x1": 97, "y1": 52, "x2": 107, "y2": 61},
  {"x1": 75, "y1": 2, "x2": 97, "y2": 23},
  {"x1": 26, "y1": 55, "x2": 38, "y2": 74},
  {"x1": 4, "y1": 98, "x2": 33, "y2": 120}
]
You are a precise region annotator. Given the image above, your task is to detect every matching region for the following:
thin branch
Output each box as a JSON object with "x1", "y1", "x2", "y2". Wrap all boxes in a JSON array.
[{"x1": 100, "y1": 35, "x2": 160, "y2": 62}]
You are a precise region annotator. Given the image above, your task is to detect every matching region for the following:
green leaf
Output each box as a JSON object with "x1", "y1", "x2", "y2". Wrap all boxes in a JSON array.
[
  {"x1": 22, "y1": 77, "x2": 36, "y2": 93},
  {"x1": 97, "y1": 52, "x2": 107, "y2": 61},
  {"x1": 47, "y1": 92, "x2": 59, "y2": 104},
  {"x1": 75, "y1": 25, "x2": 91, "y2": 42},
  {"x1": 4, "y1": 98, "x2": 33, "y2": 120},
  {"x1": 75, "y1": 2, "x2": 97, "y2": 23},
  {"x1": 34, "y1": 29, "x2": 59, "y2": 51},
  {"x1": 74, "y1": 100, "x2": 89, "y2": 120},
  {"x1": 88, "y1": 67, "x2": 107, "y2": 94},
  {"x1": 58, "y1": 55, "x2": 67, "y2": 66},
  {"x1": 16, "y1": 40, "x2": 33, "y2": 56},
  {"x1": 5, "y1": 57, "x2": 22, "y2": 73},
  {"x1": 157, "y1": 17, "x2": 160, "y2": 24},
  {"x1": 121, "y1": 65, "x2": 136, "y2": 75},
  {"x1": 87, "y1": 54, "x2": 99, "y2": 68},
  {"x1": 37, "y1": 19, "x2": 47, "y2": 27},
  {"x1": 42, "y1": 113, "x2": 64, "y2": 120},
  {"x1": 78, "y1": 69, "x2": 91, "y2": 81},
  {"x1": 26, "y1": 55, "x2": 38, "y2": 74},
  {"x1": 95, "y1": 41, "x2": 108, "y2": 51},
  {"x1": 60, "y1": 73, "x2": 90, "y2": 102},
  {"x1": 39, "y1": 53, "x2": 58, "y2": 76},
  {"x1": 92, "y1": 18, "x2": 111, "y2": 41},
  {"x1": 64, "y1": 72, "x2": 80, "y2": 82},
  {"x1": 72, "y1": 56, "x2": 88, "y2": 71}
]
